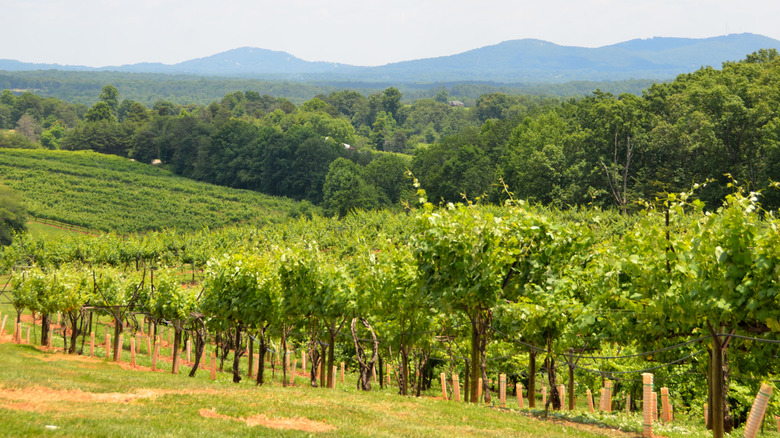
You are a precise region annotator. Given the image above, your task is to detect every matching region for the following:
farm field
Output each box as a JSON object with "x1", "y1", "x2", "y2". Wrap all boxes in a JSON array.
[{"x1": 0, "y1": 148, "x2": 297, "y2": 234}]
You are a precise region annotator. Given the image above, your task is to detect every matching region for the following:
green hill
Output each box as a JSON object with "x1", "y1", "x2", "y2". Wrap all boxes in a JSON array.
[{"x1": 0, "y1": 148, "x2": 296, "y2": 233}]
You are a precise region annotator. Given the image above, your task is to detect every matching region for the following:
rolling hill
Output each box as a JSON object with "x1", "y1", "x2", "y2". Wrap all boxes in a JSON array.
[{"x1": 0, "y1": 148, "x2": 297, "y2": 233}]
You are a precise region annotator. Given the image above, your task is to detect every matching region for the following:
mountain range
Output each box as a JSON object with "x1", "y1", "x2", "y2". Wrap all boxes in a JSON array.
[{"x1": 2, "y1": 33, "x2": 778, "y2": 83}]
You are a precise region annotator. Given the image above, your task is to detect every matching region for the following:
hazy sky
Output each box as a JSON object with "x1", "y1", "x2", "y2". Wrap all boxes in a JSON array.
[{"x1": 2, "y1": 0, "x2": 778, "y2": 67}]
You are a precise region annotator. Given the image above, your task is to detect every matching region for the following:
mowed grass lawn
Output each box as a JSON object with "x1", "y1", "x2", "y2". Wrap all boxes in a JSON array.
[{"x1": 0, "y1": 338, "x2": 629, "y2": 437}]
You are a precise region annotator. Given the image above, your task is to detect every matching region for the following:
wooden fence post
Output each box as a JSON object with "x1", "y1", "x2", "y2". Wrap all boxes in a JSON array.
[
  {"x1": 105, "y1": 334, "x2": 111, "y2": 359},
  {"x1": 704, "y1": 404, "x2": 709, "y2": 427},
  {"x1": 542, "y1": 385, "x2": 547, "y2": 407},
  {"x1": 587, "y1": 389, "x2": 594, "y2": 413},
  {"x1": 340, "y1": 362, "x2": 345, "y2": 383},
  {"x1": 517, "y1": 383, "x2": 525, "y2": 408},
  {"x1": 1, "y1": 314, "x2": 7, "y2": 336},
  {"x1": 302, "y1": 350, "x2": 306, "y2": 372},
  {"x1": 744, "y1": 383, "x2": 773, "y2": 438},
  {"x1": 26, "y1": 326, "x2": 31, "y2": 344},
  {"x1": 642, "y1": 373, "x2": 653, "y2": 438},
  {"x1": 453, "y1": 373, "x2": 460, "y2": 402},
  {"x1": 477, "y1": 378, "x2": 483, "y2": 403},
  {"x1": 210, "y1": 352, "x2": 217, "y2": 380},
  {"x1": 604, "y1": 380, "x2": 612, "y2": 412},
  {"x1": 440, "y1": 373, "x2": 447, "y2": 399}
]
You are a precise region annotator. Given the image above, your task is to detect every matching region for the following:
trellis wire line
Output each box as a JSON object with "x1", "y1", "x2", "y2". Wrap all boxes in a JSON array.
[{"x1": 572, "y1": 349, "x2": 705, "y2": 375}]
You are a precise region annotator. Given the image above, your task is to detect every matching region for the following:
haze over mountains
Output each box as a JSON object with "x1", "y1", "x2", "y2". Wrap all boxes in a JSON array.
[{"x1": 2, "y1": 33, "x2": 779, "y2": 83}]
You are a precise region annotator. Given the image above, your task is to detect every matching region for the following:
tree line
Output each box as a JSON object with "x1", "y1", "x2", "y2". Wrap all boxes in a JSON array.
[{"x1": 3, "y1": 49, "x2": 780, "y2": 216}]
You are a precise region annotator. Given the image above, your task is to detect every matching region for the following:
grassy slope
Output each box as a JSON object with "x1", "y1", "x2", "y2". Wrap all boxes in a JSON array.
[
  {"x1": 0, "y1": 341, "x2": 619, "y2": 438},
  {"x1": 0, "y1": 148, "x2": 296, "y2": 233}
]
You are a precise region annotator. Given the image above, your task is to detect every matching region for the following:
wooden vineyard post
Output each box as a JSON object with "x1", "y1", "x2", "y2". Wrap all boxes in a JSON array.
[
  {"x1": 301, "y1": 351, "x2": 306, "y2": 372},
  {"x1": 26, "y1": 326, "x2": 30, "y2": 344},
  {"x1": 140, "y1": 318, "x2": 144, "y2": 335},
  {"x1": 331, "y1": 366, "x2": 336, "y2": 389},
  {"x1": 47, "y1": 329, "x2": 53, "y2": 348},
  {"x1": 210, "y1": 352, "x2": 217, "y2": 380},
  {"x1": 499, "y1": 374, "x2": 506, "y2": 408},
  {"x1": 542, "y1": 385, "x2": 547, "y2": 407},
  {"x1": 587, "y1": 389, "x2": 594, "y2": 413},
  {"x1": 285, "y1": 350, "x2": 290, "y2": 381},
  {"x1": 146, "y1": 336, "x2": 151, "y2": 357},
  {"x1": 626, "y1": 394, "x2": 631, "y2": 414},
  {"x1": 660, "y1": 387, "x2": 670, "y2": 423},
  {"x1": 90, "y1": 332, "x2": 95, "y2": 356},
  {"x1": 1, "y1": 314, "x2": 7, "y2": 336},
  {"x1": 743, "y1": 383, "x2": 773, "y2": 438},
  {"x1": 642, "y1": 373, "x2": 653, "y2": 438},
  {"x1": 372, "y1": 364, "x2": 377, "y2": 382},
  {"x1": 117, "y1": 334, "x2": 123, "y2": 362},
  {"x1": 130, "y1": 337, "x2": 136, "y2": 366},
  {"x1": 517, "y1": 383, "x2": 524, "y2": 409},
  {"x1": 340, "y1": 362, "x2": 345, "y2": 383},
  {"x1": 453, "y1": 373, "x2": 461, "y2": 402},
  {"x1": 186, "y1": 340, "x2": 191, "y2": 364},
  {"x1": 440, "y1": 373, "x2": 447, "y2": 399},
  {"x1": 152, "y1": 337, "x2": 159, "y2": 371},
  {"x1": 105, "y1": 334, "x2": 111, "y2": 359},
  {"x1": 704, "y1": 404, "x2": 709, "y2": 427},
  {"x1": 558, "y1": 384, "x2": 565, "y2": 410},
  {"x1": 604, "y1": 380, "x2": 612, "y2": 412},
  {"x1": 290, "y1": 360, "x2": 297, "y2": 385},
  {"x1": 14, "y1": 321, "x2": 20, "y2": 344}
]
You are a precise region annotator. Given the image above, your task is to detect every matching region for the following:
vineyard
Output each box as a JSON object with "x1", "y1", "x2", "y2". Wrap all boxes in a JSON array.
[
  {"x1": 1, "y1": 184, "x2": 780, "y2": 437},
  {"x1": 0, "y1": 148, "x2": 297, "y2": 233}
]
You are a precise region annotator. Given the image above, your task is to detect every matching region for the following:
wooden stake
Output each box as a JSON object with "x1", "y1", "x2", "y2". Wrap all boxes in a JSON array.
[
  {"x1": 14, "y1": 321, "x2": 20, "y2": 343},
  {"x1": 744, "y1": 383, "x2": 773, "y2": 438},
  {"x1": 517, "y1": 383, "x2": 524, "y2": 409},
  {"x1": 604, "y1": 380, "x2": 612, "y2": 412},
  {"x1": 704, "y1": 404, "x2": 709, "y2": 428},
  {"x1": 186, "y1": 340, "x2": 191, "y2": 363},
  {"x1": 660, "y1": 387, "x2": 670, "y2": 423},
  {"x1": 152, "y1": 337, "x2": 159, "y2": 371},
  {"x1": 477, "y1": 378, "x2": 483, "y2": 403},
  {"x1": 301, "y1": 351, "x2": 306, "y2": 372},
  {"x1": 130, "y1": 337, "x2": 136, "y2": 366},
  {"x1": 587, "y1": 389, "x2": 594, "y2": 413},
  {"x1": 642, "y1": 373, "x2": 653, "y2": 438},
  {"x1": 331, "y1": 366, "x2": 336, "y2": 389},
  {"x1": 290, "y1": 359, "x2": 297, "y2": 385},
  {"x1": 146, "y1": 336, "x2": 151, "y2": 356},
  {"x1": 340, "y1": 362, "x2": 345, "y2": 383},
  {"x1": 90, "y1": 332, "x2": 95, "y2": 356},
  {"x1": 542, "y1": 385, "x2": 547, "y2": 407},
  {"x1": 440, "y1": 373, "x2": 447, "y2": 399},
  {"x1": 117, "y1": 334, "x2": 123, "y2": 362},
  {"x1": 0, "y1": 314, "x2": 7, "y2": 336},
  {"x1": 453, "y1": 373, "x2": 460, "y2": 402},
  {"x1": 626, "y1": 394, "x2": 631, "y2": 414},
  {"x1": 26, "y1": 326, "x2": 31, "y2": 344},
  {"x1": 105, "y1": 334, "x2": 111, "y2": 359},
  {"x1": 210, "y1": 352, "x2": 216, "y2": 380}
]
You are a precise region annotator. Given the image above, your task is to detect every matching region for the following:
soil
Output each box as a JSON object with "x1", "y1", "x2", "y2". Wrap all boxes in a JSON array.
[{"x1": 199, "y1": 408, "x2": 335, "y2": 432}]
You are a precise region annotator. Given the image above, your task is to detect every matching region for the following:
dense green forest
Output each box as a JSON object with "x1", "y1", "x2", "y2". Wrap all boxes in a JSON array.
[
  {"x1": 3, "y1": 49, "x2": 780, "y2": 215},
  {"x1": 0, "y1": 70, "x2": 657, "y2": 106}
]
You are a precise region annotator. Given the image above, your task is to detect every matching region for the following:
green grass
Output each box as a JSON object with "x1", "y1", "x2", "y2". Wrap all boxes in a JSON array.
[
  {"x1": 26, "y1": 220, "x2": 86, "y2": 240},
  {"x1": 0, "y1": 148, "x2": 298, "y2": 233},
  {"x1": 0, "y1": 309, "x2": 633, "y2": 438}
]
